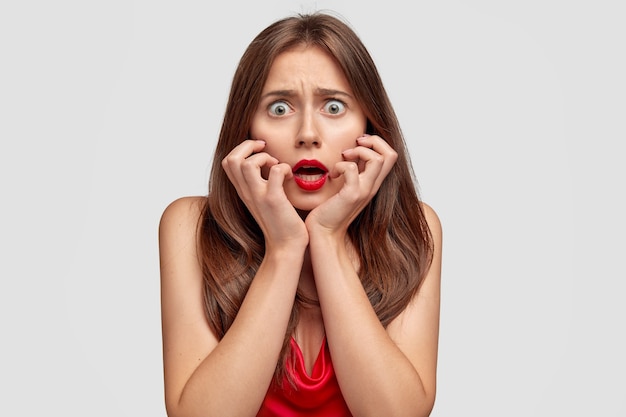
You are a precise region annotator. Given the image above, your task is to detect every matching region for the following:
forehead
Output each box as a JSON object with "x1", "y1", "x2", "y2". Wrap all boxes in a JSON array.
[{"x1": 263, "y1": 45, "x2": 351, "y2": 91}]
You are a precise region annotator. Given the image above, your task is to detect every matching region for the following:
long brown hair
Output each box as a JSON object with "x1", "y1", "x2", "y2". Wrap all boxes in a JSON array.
[{"x1": 199, "y1": 12, "x2": 433, "y2": 381}]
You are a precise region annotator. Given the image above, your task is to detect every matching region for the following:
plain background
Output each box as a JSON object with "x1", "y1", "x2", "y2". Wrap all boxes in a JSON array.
[{"x1": 1, "y1": 0, "x2": 624, "y2": 415}]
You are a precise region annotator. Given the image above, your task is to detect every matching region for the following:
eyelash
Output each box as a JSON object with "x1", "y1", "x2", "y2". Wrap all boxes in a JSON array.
[
  {"x1": 323, "y1": 98, "x2": 346, "y2": 115},
  {"x1": 266, "y1": 98, "x2": 347, "y2": 116},
  {"x1": 268, "y1": 101, "x2": 291, "y2": 116}
]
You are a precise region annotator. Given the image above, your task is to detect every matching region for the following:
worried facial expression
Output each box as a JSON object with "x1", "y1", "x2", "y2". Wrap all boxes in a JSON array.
[{"x1": 249, "y1": 45, "x2": 368, "y2": 211}]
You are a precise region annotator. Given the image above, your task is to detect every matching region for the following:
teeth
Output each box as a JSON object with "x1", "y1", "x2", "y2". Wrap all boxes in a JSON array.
[{"x1": 296, "y1": 173, "x2": 324, "y2": 181}]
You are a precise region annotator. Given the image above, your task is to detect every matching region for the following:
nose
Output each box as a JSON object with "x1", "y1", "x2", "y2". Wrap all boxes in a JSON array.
[{"x1": 295, "y1": 108, "x2": 321, "y2": 148}]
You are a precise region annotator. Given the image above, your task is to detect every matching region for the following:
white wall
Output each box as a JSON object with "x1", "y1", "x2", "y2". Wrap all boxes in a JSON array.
[{"x1": 1, "y1": 0, "x2": 624, "y2": 415}]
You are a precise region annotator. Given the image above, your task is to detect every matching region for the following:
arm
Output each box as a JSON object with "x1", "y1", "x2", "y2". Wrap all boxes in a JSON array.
[
  {"x1": 160, "y1": 196, "x2": 305, "y2": 417},
  {"x1": 305, "y1": 134, "x2": 441, "y2": 416},
  {"x1": 160, "y1": 140, "x2": 309, "y2": 417},
  {"x1": 308, "y1": 203, "x2": 442, "y2": 416}
]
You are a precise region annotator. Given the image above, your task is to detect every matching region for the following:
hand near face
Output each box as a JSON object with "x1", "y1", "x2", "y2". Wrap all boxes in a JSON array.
[
  {"x1": 222, "y1": 140, "x2": 309, "y2": 252},
  {"x1": 305, "y1": 134, "x2": 398, "y2": 237}
]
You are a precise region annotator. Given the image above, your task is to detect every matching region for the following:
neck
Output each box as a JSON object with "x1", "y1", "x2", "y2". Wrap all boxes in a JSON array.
[{"x1": 297, "y1": 247, "x2": 318, "y2": 302}]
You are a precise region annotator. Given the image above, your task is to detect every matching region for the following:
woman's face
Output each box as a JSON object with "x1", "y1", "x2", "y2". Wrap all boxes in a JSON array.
[{"x1": 249, "y1": 45, "x2": 367, "y2": 211}]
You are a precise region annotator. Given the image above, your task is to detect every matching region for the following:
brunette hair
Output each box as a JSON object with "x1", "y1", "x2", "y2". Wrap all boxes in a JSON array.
[{"x1": 199, "y1": 12, "x2": 433, "y2": 381}]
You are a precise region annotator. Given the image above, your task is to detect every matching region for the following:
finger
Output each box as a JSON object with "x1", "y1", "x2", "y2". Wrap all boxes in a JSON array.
[
  {"x1": 357, "y1": 135, "x2": 397, "y2": 161},
  {"x1": 227, "y1": 139, "x2": 267, "y2": 159},
  {"x1": 221, "y1": 141, "x2": 275, "y2": 198},
  {"x1": 239, "y1": 153, "x2": 279, "y2": 192},
  {"x1": 266, "y1": 163, "x2": 293, "y2": 197},
  {"x1": 222, "y1": 140, "x2": 267, "y2": 173},
  {"x1": 223, "y1": 152, "x2": 272, "y2": 188},
  {"x1": 356, "y1": 135, "x2": 397, "y2": 181},
  {"x1": 355, "y1": 134, "x2": 387, "y2": 151},
  {"x1": 240, "y1": 152, "x2": 279, "y2": 176},
  {"x1": 342, "y1": 146, "x2": 385, "y2": 184},
  {"x1": 343, "y1": 134, "x2": 394, "y2": 159},
  {"x1": 338, "y1": 150, "x2": 394, "y2": 201},
  {"x1": 331, "y1": 160, "x2": 360, "y2": 187}
]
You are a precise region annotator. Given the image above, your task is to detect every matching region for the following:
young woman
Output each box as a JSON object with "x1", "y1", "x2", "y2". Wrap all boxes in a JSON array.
[{"x1": 159, "y1": 12, "x2": 442, "y2": 417}]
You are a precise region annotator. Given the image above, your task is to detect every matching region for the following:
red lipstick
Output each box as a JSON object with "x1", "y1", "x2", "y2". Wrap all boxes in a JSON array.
[{"x1": 292, "y1": 159, "x2": 328, "y2": 191}]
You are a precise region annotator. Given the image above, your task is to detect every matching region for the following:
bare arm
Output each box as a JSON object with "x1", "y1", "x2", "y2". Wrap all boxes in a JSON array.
[
  {"x1": 308, "y1": 203, "x2": 442, "y2": 416},
  {"x1": 304, "y1": 133, "x2": 441, "y2": 416},
  {"x1": 159, "y1": 196, "x2": 306, "y2": 417}
]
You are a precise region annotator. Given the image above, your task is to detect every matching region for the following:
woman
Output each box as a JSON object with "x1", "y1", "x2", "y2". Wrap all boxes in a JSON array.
[{"x1": 159, "y1": 11, "x2": 442, "y2": 417}]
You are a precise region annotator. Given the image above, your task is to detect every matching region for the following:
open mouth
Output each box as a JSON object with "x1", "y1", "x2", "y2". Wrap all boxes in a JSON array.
[
  {"x1": 294, "y1": 166, "x2": 326, "y2": 181},
  {"x1": 292, "y1": 160, "x2": 328, "y2": 191}
]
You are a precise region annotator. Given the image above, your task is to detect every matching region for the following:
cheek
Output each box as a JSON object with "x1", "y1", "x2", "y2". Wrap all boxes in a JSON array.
[
  {"x1": 328, "y1": 115, "x2": 367, "y2": 138},
  {"x1": 323, "y1": 125, "x2": 363, "y2": 148},
  {"x1": 249, "y1": 111, "x2": 272, "y2": 140},
  {"x1": 248, "y1": 120, "x2": 263, "y2": 141},
  {"x1": 261, "y1": 143, "x2": 283, "y2": 165},
  {"x1": 250, "y1": 119, "x2": 291, "y2": 148}
]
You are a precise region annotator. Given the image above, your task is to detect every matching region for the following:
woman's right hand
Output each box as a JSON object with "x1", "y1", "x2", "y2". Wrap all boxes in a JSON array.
[{"x1": 222, "y1": 139, "x2": 309, "y2": 251}]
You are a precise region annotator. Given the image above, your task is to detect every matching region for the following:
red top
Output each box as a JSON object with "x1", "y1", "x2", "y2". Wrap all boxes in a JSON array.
[{"x1": 257, "y1": 337, "x2": 352, "y2": 416}]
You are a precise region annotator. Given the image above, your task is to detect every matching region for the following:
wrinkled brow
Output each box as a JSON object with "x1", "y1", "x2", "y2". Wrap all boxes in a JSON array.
[{"x1": 261, "y1": 88, "x2": 353, "y2": 99}]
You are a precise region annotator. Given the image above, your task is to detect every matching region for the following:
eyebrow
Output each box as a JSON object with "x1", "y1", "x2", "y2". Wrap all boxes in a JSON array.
[{"x1": 261, "y1": 88, "x2": 353, "y2": 100}]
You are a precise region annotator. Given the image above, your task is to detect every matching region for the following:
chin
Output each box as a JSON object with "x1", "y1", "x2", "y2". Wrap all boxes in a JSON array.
[
  {"x1": 287, "y1": 192, "x2": 332, "y2": 213},
  {"x1": 285, "y1": 179, "x2": 341, "y2": 211},
  {"x1": 290, "y1": 198, "x2": 323, "y2": 213}
]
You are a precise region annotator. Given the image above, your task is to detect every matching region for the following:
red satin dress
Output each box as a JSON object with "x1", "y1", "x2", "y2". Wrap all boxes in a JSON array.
[{"x1": 257, "y1": 337, "x2": 353, "y2": 416}]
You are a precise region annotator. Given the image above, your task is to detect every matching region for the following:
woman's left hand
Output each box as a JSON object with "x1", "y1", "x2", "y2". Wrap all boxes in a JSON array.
[{"x1": 305, "y1": 134, "x2": 397, "y2": 237}]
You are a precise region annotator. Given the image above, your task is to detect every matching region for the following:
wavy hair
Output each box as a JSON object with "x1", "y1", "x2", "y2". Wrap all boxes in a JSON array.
[{"x1": 198, "y1": 12, "x2": 433, "y2": 381}]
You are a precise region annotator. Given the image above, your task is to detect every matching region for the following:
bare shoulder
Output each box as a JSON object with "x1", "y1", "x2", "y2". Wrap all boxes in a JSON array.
[
  {"x1": 160, "y1": 196, "x2": 206, "y2": 231},
  {"x1": 158, "y1": 196, "x2": 207, "y2": 265},
  {"x1": 159, "y1": 196, "x2": 218, "y2": 405},
  {"x1": 420, "y1": 201, "x2": 442, "y2": 241},
  {"x1": 386, "y1": 201, "x2": 442, "y2": 406},
  {"x1": 416, "y1": 201, "x2": 442, "y2": 290}
]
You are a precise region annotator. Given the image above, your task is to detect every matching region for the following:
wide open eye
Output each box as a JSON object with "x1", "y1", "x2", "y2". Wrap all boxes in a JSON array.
[
  {"x1": 324, "y1": 99, "x2": 346, "y2": 115},
  {"x1": 268, "y1": 101, "x2": 291, "y2": 116}
]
